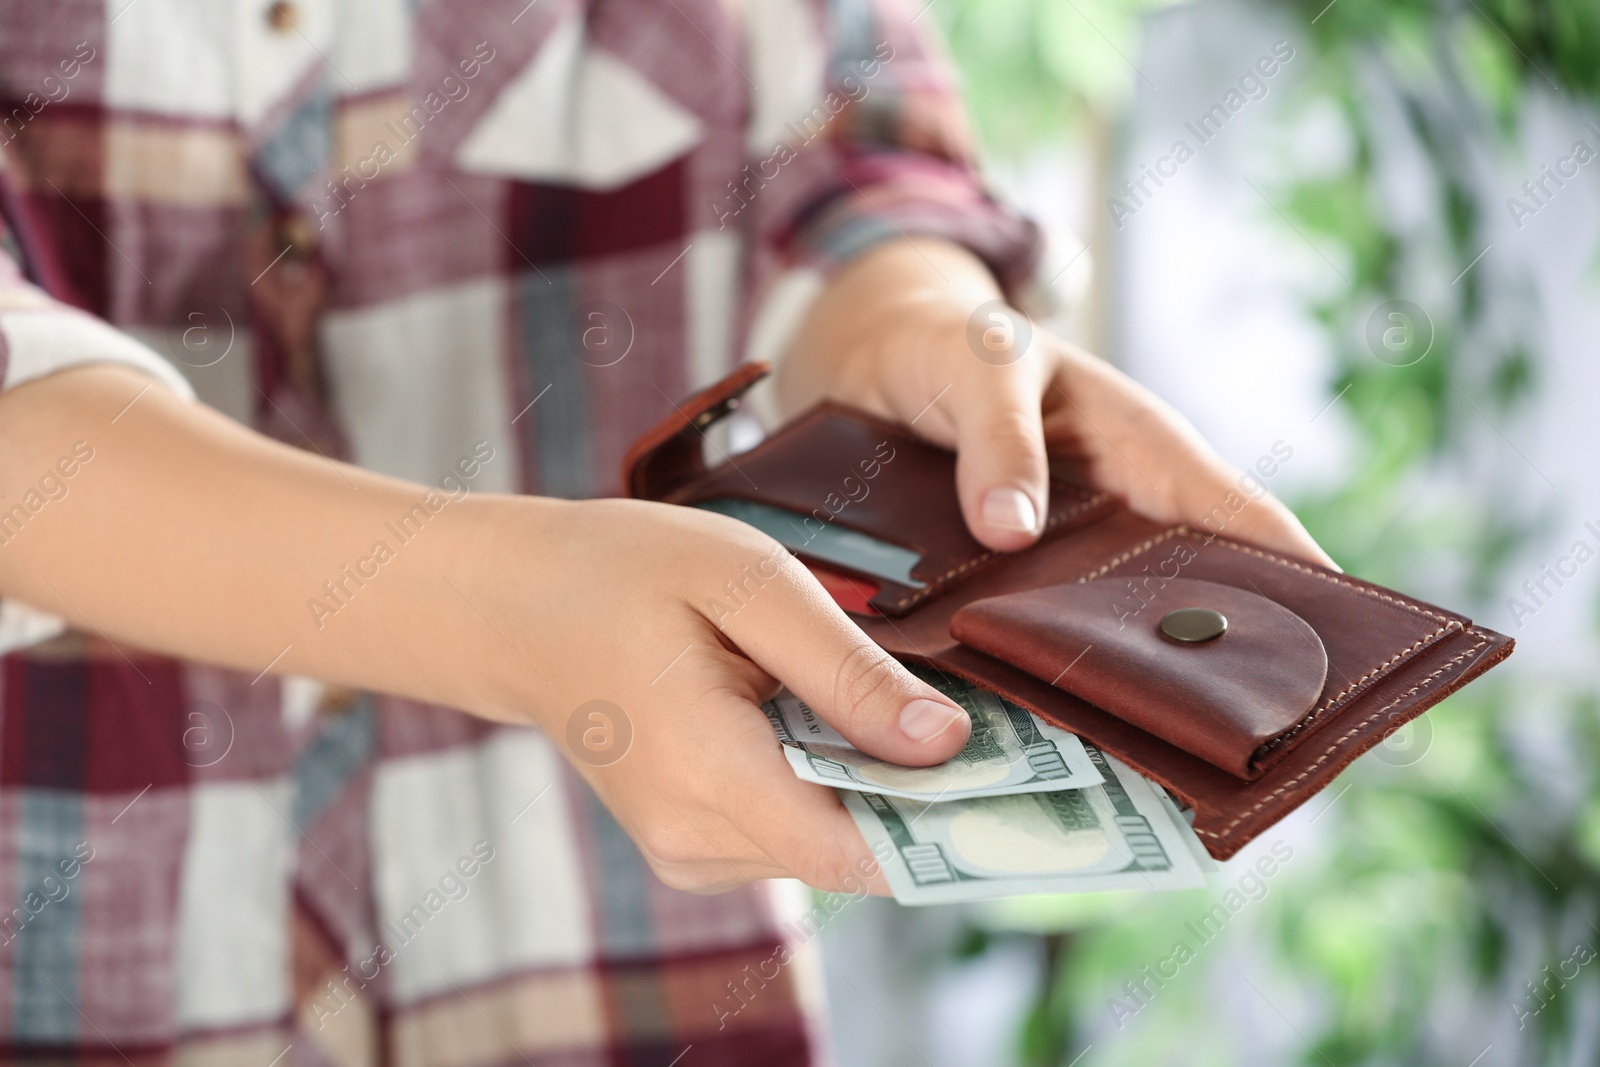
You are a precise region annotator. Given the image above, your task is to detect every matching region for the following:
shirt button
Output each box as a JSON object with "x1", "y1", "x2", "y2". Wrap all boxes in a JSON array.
[
  {"x1": 266, "y1": 1, "x2": 300, "y2": 32},
  {"x1": 318, "y1": 686, "x2": 360, "y2": 717},
  {"x1": 279, "y1": 214, "x2": 319, "y2": 258}
]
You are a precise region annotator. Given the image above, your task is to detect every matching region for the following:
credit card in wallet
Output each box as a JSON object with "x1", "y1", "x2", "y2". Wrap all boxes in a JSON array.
[{"x1": 693, "y1": 497, "x2": 926, "y2": 589}]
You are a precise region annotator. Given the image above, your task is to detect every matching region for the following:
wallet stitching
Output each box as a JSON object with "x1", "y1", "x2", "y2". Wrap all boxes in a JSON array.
[
  {"x1": 1195, "y1": 633, "x2": 1490, "y2": 841},
  {"x1": 1075, "y1": 525, "x2": 1463, "y2": 720},
  {"x1": 1213, "y1": 539, "x2": 1455, "y2": 627},
  {"x1": 1213, "y1": 540, "x2": 1462, "y2": 720},
  {"x1": 1253, "y1": 624, "x2": 1458, "y2": 762},
  {"x1": 1074, "y1": 527, "x2": 1185, "y2": 582},
  {"x1": 1307, "y1": 622, "x2": 1459, "y2": 714},
  {"x1": 1081, "y1": 526, "x2": 1456, "y2": 629},
  {"x1": 885, "y1": 491, "x2": 1110, "y2": 611}
]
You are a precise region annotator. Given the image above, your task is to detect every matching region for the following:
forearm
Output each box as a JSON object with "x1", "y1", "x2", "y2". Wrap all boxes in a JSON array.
[{"x1": 0, "y1": 364, "x2": 548, "y2": 722}]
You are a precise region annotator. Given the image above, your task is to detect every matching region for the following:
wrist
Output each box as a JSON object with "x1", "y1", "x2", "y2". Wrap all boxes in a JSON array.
[{"x1": 423, "y1": 492, "x2": 576, "y2": 728}]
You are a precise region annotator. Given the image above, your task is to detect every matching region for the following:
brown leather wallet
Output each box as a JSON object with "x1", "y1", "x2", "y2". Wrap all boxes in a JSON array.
[{"x1": 623, "y1": 364, "x2": 1514, "y2": 860}]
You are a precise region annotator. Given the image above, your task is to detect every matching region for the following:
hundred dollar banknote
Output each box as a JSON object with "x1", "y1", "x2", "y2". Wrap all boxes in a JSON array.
[
  {"x1": 1155, "y1": 789, "x2": 1221, "y2": 874},
  {"x1": 762, "y1": 667, "x2": 1103, "y2": 802},
  {"x1": 841, "y1": 744, "x2": 1208, "y2": 904}
]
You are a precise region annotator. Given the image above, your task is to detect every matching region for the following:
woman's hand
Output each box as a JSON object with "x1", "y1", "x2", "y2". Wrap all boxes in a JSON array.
[
  {"x1": 483, "y1": 497, "x2": 971, "y2": 893},
  {"x1": 778, "y1": 237, "x2": 1334, "y2": 568},
  {"x1": 0, "y1": 366, "x2": 966, "y2": 895}
]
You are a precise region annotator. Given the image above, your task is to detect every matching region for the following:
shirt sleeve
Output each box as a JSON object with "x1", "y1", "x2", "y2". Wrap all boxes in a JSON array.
[
  {"x1": 741, "y1": 0, "x2": 1044, "y2": 380},
  {"x1": 0, "y1": 242, "x2": 193, "y2": 399},
  {"x1": 0, "y1": 213, "x2": 194, "y2": 654}
]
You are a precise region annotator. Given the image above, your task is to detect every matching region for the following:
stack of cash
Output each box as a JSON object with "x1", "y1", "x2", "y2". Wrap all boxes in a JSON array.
[{"x1": 762, "y1": 667, "x2": 1214, "y2": 905}]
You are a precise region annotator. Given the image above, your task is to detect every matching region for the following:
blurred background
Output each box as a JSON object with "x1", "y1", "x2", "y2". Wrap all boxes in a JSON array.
[{"x1": 816, "y1": 0, "x2": 1600, "y2": 1063}]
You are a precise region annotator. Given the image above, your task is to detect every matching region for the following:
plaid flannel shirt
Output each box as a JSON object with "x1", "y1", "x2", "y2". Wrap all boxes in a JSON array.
[{"x1": 0, "y1": 0, "x2": 1038, "y2": 1063}]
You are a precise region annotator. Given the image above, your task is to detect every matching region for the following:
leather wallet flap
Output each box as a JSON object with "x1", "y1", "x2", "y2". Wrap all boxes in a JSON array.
[
  {"x1": 622, "y1": 361, "x2": 771, "y2": 499},
  {"x1": 950, "y1": 577, "x2": 1329, "y2": 779},
  {"x1": 646, "y1": 403, "x2": 1114, "y2": 615}
]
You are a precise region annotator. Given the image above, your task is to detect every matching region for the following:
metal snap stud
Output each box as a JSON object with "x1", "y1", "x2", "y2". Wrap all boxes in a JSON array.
[{"x1": 1160, "y1": 607, "x2": 1228, "y2": 643}]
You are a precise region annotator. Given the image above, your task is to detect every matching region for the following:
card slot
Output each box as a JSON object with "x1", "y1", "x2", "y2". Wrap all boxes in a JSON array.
[
  {"x1": 668, "y1": 404, "x2": 1114, "y2": 615},
  {"x1": 693, "y1": 497, "x2": 926, "y2": 589}
]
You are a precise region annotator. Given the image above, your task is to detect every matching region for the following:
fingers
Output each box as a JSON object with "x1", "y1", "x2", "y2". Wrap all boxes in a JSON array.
[
  {"x1": 950, "y1": 359, "x2": 1052, "y2": 552},
  {"x1": 647, "y1": 808, "x2": 890, "y2": 896},
  {"x1": 712, "y1": 554, "x2": 970, "y2": 766},
  {"x1": 638, "y1": 690, "x2": 893, "y2": 895},
  {"x1": 1197, "y1": 488, "x2": 1339, "y2": 571},
  {"x1": 1158, "y1": 456, "x2": 1340, "y2": 571},
  {"x1": 1052, "y1": 350, "x2": 1338, "y2": 570},
  {"x1": 714, "y1": 740, "x2": 890, "y2": 895}
]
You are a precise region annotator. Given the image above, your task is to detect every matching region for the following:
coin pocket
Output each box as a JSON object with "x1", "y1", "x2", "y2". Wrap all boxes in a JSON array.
[{"x1": 952, "y1": 577, "x2": 1329, "y2": 779}]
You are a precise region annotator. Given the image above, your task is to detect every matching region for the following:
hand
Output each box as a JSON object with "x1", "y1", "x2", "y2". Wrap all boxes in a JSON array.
[
  {"x1": 0, "y1": 366, "x2": 969, "y2": 896},
  {"x1": 484, "y1": 496, "x2": 973, "y2": 893},
  {"x1": 777, "y1": 238, "x2": 1335, "y2": 568}
]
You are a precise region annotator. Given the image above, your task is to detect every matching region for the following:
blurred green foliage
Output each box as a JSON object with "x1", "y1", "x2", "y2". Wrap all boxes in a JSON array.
[
  {"x1": 931, "y1": 0, "x2": 1600, "y2": 1063},
  {"x1": 934, "y1": 0, "x2": 1187, "y2": 153}
]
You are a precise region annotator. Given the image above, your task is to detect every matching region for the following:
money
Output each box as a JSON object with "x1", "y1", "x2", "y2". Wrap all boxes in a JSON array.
[
  {"x1": 762, "y1": 668, "x2": 1103, "y2": 802},
  {"x1": 1156, "y1": 790, "x2": 1221, "y2": 875},
  {"x1": 841, "y1": 744, "x2": 1208, "y2": 904}
]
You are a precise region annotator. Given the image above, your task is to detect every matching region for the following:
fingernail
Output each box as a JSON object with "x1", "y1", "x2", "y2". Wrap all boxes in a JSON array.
[
  {"x1": 899, "y1": 699, "x2": 966, "y2": 744},
  {"x1": 981, "y1": 487, "x2": 1038, "y2": 533}
]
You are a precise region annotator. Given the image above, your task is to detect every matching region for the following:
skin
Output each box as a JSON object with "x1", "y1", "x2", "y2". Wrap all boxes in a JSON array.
[
  {"x1": 0, "y1": 238, "x2": 1331, "y2": 896},
  {"x1": 779, "y1": 238, "x2": 1333, "y2": 565}
]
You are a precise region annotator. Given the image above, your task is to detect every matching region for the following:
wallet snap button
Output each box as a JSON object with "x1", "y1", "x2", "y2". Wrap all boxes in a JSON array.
[{"x1": 1160, "y1": 607, "x2": 1228, "y2": 643}]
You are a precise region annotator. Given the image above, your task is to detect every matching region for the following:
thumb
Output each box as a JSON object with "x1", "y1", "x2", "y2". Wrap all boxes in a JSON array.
[
  {"x1": 716, "y1": 556, "x2": 971, "y2": 765},
  {"x1": 953, "y1": 367, "x2": 1051, "y2": 552}
]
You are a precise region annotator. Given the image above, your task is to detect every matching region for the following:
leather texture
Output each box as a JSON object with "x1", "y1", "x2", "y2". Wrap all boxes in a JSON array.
[
  {"x1": 622, "y1": 366, "x2": 1515, "y2": 860},
  {"x1": 621, "y1": 360, "x2": 770, "y2": 500},
  {"x1": 950, "y1": 578, "x2": 1329, "y2": 780},
  {"x1": 663, "y1": 403, "x2": 1116, "y2": 615}
]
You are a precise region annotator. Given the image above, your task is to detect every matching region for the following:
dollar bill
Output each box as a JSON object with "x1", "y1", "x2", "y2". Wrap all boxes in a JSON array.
[
  {"x1": 842, "y1": 744, "x2": 1208, "y2": 904},
  {"x1": 1156, "y1": 790, "x2": 1220, "y2": 874},
  {"x1": 762, "y1": 668, "x2": 1103, "y2": 802}
]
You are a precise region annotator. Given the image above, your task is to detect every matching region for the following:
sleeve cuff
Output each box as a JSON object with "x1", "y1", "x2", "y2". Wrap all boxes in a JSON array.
[
  {"x1": 0, "y1": 599, "x2": 66, "y2": 658},
  {"x1": 1, "y1": 306, "x2": 195, "y2": 399},
  {"x1": 783, "y1": 152, "x2": 1043, "y2": 298}
]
